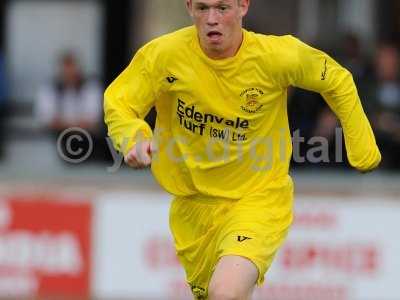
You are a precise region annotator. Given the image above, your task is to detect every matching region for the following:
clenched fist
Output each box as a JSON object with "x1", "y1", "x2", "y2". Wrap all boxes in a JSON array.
[{"x1": 124, "y1": 140, "x2": 156, "y2": 169}]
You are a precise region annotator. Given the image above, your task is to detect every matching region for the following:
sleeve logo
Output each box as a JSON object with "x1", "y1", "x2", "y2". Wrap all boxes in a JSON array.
[
  {"x1": 321, "y1": 59, "x2": 328, "y2": 81},
  {"x1": 166, "y1": 75, "x2": 178, "y2": 83}
]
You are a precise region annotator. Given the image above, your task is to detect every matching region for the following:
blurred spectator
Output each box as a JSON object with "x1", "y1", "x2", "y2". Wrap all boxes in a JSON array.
[
  {"x1": 288, "y1": 88, "x2": 326, "y2": 166},
  {"x1": 0, "y1": 50, "x2": 7, "y2": 160},
  {"x1": 369, "y1": 43, "x2": 400, "y2": 170},
  {"x1": 288, "y1": 40, "x2": 343, "y2": 168},
  {"x1": 338, "y1": 33, "x2": 371, "y2": 85},
  {"x1": 35, "y1": 52, "x2": 108, "y2": 163},
  {"x1": 303, "y1": 33, "x2": 372, "y2": 169}
]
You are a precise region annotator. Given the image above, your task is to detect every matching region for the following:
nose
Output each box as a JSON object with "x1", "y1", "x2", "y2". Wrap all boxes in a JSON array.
[{"x1": 206, "y1": 8, "x2": 219, "y2": 26}]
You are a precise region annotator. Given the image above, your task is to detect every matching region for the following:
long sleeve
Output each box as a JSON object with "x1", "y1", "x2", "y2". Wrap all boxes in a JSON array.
[
  {"x1": 104, "y1": 50, "x2": 157, "y2": 156},
  {"x1": 283, "y1": 36, "x2": 381, "y2": 171}
]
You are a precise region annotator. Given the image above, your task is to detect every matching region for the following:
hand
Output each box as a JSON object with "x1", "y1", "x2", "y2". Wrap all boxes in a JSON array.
[{"x1": 124, "y1": 140, "x2": 155, "y2": 169}]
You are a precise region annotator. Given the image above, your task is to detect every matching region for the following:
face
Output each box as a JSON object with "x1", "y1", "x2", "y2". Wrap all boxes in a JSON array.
[
  {"x1": 186, "y1": 0, "x2": 250, "y2": 59},
  {"x1": 376, "y1": 45, "x2": 399, "y2": 81},
  {"x1": 61, "y1": 55, "x2": 81, "y2": 86}
]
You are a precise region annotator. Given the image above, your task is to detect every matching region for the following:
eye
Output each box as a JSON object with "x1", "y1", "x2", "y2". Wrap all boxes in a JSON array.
[
  {"x1": 218, "y1": 5, "x2": 229, "y2": 11},
  {"x1": 197, "y1": 5, "x2": 208, "y2": 11}
]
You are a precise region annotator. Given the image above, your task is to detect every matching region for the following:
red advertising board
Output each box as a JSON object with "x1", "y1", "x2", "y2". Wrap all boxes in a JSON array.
[{"x1": 0, "y1": 195, "x2": 91, "y2": 297}]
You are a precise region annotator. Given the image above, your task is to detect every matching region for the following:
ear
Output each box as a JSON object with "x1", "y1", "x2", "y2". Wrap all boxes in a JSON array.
[
  {"x1": 238, "y1": 0, "x2": 250, "y2": 18},
  {"x1": 186, "y1": 0, "x2": 193, "y2": 17}
]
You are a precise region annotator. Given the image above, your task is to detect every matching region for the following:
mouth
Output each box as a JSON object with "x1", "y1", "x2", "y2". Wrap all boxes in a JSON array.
[{"x1": 207, "y1": 31, "x2": 223, "y2": 42}]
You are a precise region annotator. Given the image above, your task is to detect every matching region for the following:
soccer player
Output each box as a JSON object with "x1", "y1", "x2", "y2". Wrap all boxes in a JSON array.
[{"x1": 104, "y1": 0, "x2": 381, "y2": 299}]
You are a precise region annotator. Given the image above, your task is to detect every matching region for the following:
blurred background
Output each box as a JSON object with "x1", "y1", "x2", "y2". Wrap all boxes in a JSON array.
[{"x1": 0, "y1": 0, "x2": 399, "y2": 299}]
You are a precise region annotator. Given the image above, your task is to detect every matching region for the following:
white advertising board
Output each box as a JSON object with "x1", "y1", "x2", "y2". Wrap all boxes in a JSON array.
[
  {"x1": 93, "y1": 193, "x2": 400, "y2": 300},
  {"x1": 93, "y1": 192, "x2": 191, "y2": 299}
]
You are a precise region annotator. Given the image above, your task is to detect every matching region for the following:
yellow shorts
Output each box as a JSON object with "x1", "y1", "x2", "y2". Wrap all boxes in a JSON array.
[{"x1": 169, "y1": 178, "x2": 294, "y2": 299}]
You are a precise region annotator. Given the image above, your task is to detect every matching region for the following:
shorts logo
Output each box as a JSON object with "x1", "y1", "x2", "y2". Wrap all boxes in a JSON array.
[
  {"x1": 237, "y1": 235, "x2": 252, "y2": 242},
  {"x1": 191, "y1": 285, "x2": 206, "y2": 299},
  {"x1": 240, "y1": 88, "x2": 264, "y2": 113}
]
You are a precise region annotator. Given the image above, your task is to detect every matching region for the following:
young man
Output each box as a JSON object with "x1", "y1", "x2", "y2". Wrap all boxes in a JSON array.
[{"x1": 104, "y1": 0, "x2": 381, "y2": 299}]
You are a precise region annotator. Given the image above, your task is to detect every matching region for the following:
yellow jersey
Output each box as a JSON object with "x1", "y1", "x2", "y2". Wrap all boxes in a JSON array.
[{"x1": 104, "y1": 26, "x2": 381, "y2": 198}]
